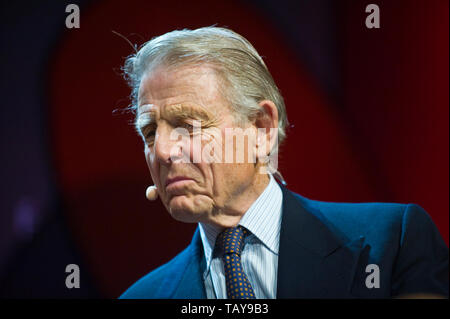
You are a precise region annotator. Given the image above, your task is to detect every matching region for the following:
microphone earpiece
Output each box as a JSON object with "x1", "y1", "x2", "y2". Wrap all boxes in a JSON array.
[{"x1": 146, "y1": 185, "x2": 159, "y2": 201}]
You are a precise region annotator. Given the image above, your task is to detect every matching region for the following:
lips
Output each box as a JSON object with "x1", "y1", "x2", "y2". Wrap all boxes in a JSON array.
[{"x1": 165, "y1": 176, "x2": 194, "y2": 188}]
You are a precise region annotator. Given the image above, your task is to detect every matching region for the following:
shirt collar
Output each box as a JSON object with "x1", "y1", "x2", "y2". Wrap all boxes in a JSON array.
[{"x1": 199, "y1": 174, "x2": 283, "y2": 269}]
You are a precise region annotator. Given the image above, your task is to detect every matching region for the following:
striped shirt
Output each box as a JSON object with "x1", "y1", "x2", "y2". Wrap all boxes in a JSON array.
[{"x1": 198, "y1": 174, "x2": 283, "y2": 299}]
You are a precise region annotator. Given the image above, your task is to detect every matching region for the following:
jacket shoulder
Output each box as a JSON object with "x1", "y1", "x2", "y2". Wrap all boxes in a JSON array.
[
  {"x1": 288, "y1": 191, "x2": 429, "y2": 246},
  {"x1": 292, "y1": 192, "x2": 407, "y2": 222},
  {"x1": 119, "y1": 245, "x2": 192, "y2": 299}
]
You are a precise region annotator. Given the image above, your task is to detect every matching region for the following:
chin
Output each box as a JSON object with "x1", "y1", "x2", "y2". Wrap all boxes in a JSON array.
[
  {"x1": 167, "y1": 196, "x2": 205, "y2": 223},
  {"x1": 169, "y1": 210, "x2": 199, "y2": 223}
]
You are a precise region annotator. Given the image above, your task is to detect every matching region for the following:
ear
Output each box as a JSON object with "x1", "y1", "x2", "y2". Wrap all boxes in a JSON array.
[{"x1": 254, "y1": 100, "x2": 278, "y2": 161}]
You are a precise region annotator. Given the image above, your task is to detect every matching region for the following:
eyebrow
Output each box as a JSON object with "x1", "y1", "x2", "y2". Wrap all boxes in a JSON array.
[
  {"x1": 135, "y1": 106, "x2": 157, "y2": 134},
  {"x1": 135, "y1": 103, "x2": 214, "y2": 133},
  {"x1": 164, "y1": 103, "x2": 213, "y2": 121}
]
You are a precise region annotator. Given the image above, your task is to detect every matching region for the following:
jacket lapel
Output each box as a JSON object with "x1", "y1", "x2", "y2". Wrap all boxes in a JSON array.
[
  {"x1": 277, "y1": 186, "x2": 365, "y2": 298},
  {"x1": 168, "y1": 186, "x2": 365, "y2": 299},
  {"x1": 171, "y1": 229, "x2": 207, "y2": 298}
]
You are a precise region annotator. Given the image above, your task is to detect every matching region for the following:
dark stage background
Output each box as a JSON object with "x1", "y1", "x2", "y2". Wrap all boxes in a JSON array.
[{"x1": 0, "y1": 0, "x2": 448, "y2": 298}]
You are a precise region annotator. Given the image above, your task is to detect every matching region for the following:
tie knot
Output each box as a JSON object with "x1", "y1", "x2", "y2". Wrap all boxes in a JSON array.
[{"x1": 216, "y1": 226, "x2": 248, "y2": 256}]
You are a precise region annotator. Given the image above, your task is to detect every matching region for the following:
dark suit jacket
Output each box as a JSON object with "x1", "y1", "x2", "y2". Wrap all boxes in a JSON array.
[{"x1": 120, "y1": 186, "x2": 449, "y2": 298}]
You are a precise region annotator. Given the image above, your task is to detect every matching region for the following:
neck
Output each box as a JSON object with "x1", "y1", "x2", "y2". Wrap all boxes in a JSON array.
[{"x1": 206, "y1": 172, "x2": 270, "y2": 229}]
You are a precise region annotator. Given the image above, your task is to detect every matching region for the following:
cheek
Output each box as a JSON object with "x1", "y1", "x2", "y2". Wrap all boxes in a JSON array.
[
  {"x1": 144, "y1": 145, "x2": 152, "y2": 166},
  {"x1": 145, "y1": 146, "x2": 159, "y2": 183}
]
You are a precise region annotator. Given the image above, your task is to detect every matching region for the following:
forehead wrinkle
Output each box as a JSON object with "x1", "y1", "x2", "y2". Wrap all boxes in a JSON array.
[{"x1": 164, "y1": 103, "x2": 214, "y2": 121}]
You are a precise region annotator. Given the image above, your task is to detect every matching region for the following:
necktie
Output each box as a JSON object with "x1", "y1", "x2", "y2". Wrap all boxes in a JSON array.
[{"x1": 216, "y1": 226, "x2": 256, "y2": 299}]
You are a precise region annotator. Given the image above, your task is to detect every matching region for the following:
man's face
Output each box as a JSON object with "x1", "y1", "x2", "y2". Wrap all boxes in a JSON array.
[{"x1": 136, "y1": 64, "x2": 267, "y2": 227}]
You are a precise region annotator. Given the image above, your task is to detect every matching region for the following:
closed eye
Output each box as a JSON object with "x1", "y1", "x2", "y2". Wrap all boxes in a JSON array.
[
  {"x1": 144, "y1": 130, "x2": 155, "y2": 138},
  {"x1": 179, "y1": 122, "x2": 194, "y2": 130},
  {"x1": 142, "y1": 127, "x2": 156, "y2": 142}
]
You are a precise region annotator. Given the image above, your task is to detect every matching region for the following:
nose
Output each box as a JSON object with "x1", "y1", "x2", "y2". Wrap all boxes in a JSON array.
[
  {"x1": 153, "y1": 124, "x2": 174, "y2": 165},
  {"x1": 153, "y1": 123, "x2": 188, "y2": 165}
]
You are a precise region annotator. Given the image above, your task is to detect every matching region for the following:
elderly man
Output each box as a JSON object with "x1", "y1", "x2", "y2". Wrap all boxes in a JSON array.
[{"x1": 119, "y1": 27, "x2": 448, "y2": 299}]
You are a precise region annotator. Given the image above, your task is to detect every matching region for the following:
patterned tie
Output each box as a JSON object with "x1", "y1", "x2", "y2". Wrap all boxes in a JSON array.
[{"x1": 216, "y1": 226, "x2": 256, "y2": 299}]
